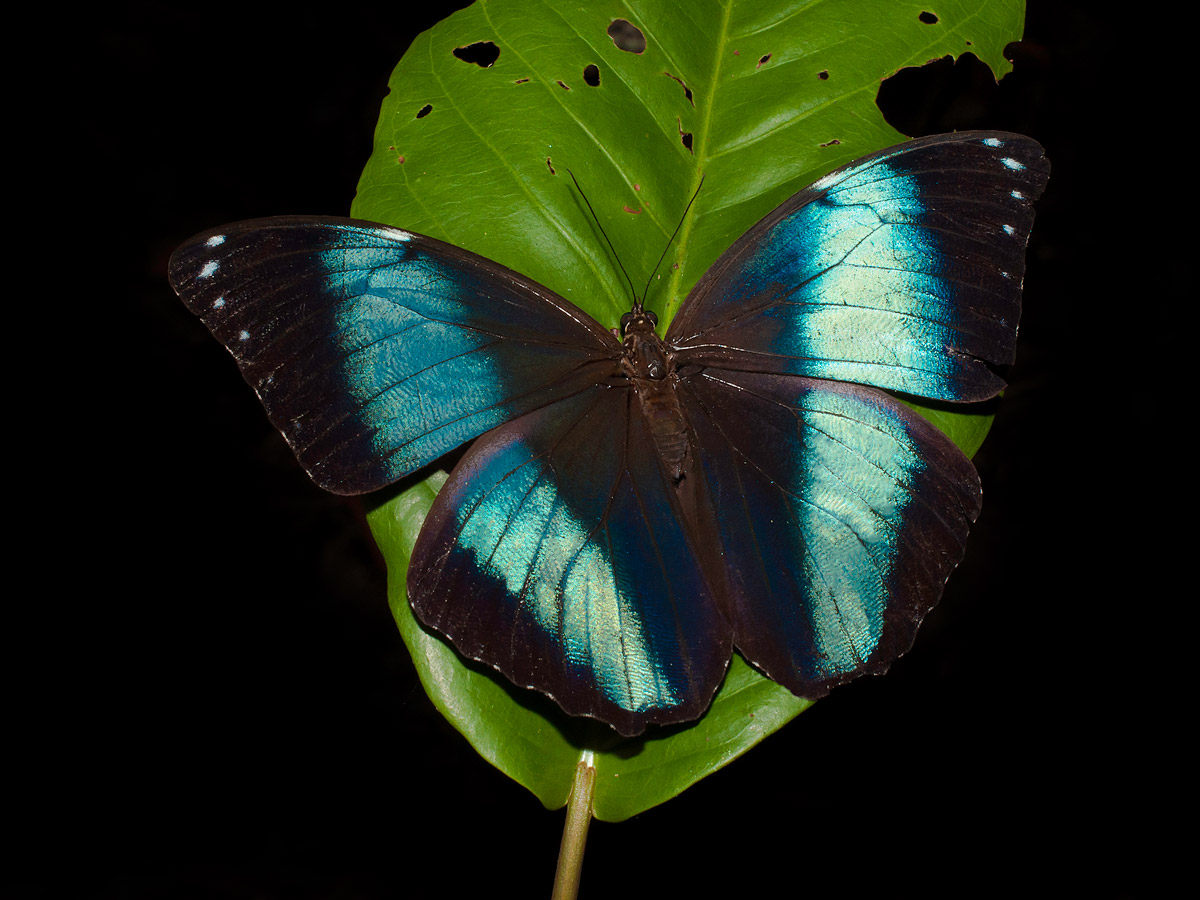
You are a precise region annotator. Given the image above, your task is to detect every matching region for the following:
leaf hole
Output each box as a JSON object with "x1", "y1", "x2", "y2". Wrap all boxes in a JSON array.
[
  {"x1": 677, "y1": 119, "x2": 693, "y2": 153},
  {"x1": 416, "y1": 104, "x2": 433, "y2": 119},
  {"x1": 608, "y1": 19, "x2": 646, "y2": 53},
  {"x1": 583, "y1": 64, "x2": 600, "y2": 86},
  {"x1": 623, "y1": 205, "x2": 642, "y2": 215},
  {"x1": 453, "y1": 41, "x2": 500, "y2": 67},
  {"x1": 819, "y1": 139, "x2": 841, "y2": 147},
  {"x1": 877, "y1": 52, "x2": 997, "y2": 134},
  {"x1": 556, "y1": 80, "x2": 570, "y2": 90},
  {"x1": 546, "y1": 158, "x2": 556, "y2": 174},
  {"x1": 664, "y1": 72, "x2": 694, "y2": 105},
  {"x1": 757, "y1": 53, "x2": 772, "y2": 69},
  {"x1": 818, "y1": 69, "x2": 829, "y2": 80},
  {"x1": 514, "y1": 77, "x2": 530, "y2": 84},
  {"x1": 919, "y1": 11, "x2": 939, "y2": 24}
]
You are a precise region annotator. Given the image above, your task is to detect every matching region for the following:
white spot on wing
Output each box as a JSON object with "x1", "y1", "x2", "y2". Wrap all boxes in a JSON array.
[
  {"x1": 1003, "y1": 224, "x2": 1016, "y2": 236},
  {"x1": 206, "y1": 234, "x2": 226, "y2": 247},
  {"x1": 1011, "y1": 190, "x2": 1025, "y2": 200},
  {"x1": 199, "y1": 260, "x2": 219, "y2": 278},
  {"x1": 811, "y1": 171, "x2": 838, "y2": 192},
  {"x1": 982, "y1": 137, "x2": 1004, "y2": 148},
  {"x1": 1001, "y1": 157, "x2": 1026, "y2": 171},
  {"x1": 213, "y1": 296, "x2": 226, "y2": 309},
  {"x1": 238, "y1": 330, "x2": 250, "y2": 341}
]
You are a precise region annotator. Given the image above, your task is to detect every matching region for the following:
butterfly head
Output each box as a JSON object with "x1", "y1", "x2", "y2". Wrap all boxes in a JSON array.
[{"x1": 619, "y1": 305, "x2": 658, "y2": 338}]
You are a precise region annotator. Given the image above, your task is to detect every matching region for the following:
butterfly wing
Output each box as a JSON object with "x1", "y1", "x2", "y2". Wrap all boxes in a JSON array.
[
  {"x1": 408, "y1": 385, "x2": 731, "y2": 736},
  {"x1": 169, "y1": 217, "x2": 621, "y2": 494},
  {"x1": 662, "y1": 131, "x2": 1047, "y2": 700},
  {"x1": 668, "y1": 131, "x2": 1050, "y2": 402},
  {"x1": 677, "y1": 371, "x2": 979, "y2": 697}
]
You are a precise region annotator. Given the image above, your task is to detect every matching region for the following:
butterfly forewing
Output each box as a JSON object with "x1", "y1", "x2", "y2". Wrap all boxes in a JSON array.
[
  {"x1": 669, "y1": 132, "x2": 1050, "y2": 403},
  {"x1": 169, "y1": 217, "x2": 621, "y2": 494}
]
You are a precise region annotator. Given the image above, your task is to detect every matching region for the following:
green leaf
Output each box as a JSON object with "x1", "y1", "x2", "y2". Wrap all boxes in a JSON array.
[{"x1": 354, "y1": 0, "x2": 1026, "y2": 821}]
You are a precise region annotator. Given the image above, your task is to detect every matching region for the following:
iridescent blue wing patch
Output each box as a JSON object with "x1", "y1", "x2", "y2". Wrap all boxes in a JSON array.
[
  {"x1": 677, "y1": 370, "x2": 981, "y2": 697},
  {"x1": 169, "y1": 218, "x2": 621, "y2": 494},
  {"x1": 668, "y1": 132, "x2": 1050, "y2": 403},
  {"x1": 408, "y1": 386, "x2": 730, "y2": 735}
]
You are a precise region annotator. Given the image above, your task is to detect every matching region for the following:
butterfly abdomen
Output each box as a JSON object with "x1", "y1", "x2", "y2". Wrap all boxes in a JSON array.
[{"x1": 635, "y1": 375, "x2": 691, "y2": 484}]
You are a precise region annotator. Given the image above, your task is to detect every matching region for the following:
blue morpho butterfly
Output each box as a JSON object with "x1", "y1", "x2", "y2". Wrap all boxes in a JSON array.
[{"x1": 169, "y1": 131, "x2": 1048, "y2": 737}]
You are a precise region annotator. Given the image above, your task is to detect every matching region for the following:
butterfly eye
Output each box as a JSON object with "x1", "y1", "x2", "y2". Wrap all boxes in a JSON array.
[
  {"x1": 646, "y1": 310, "x2": 658, "y2": 327},
  {"x1": 620, "y1": 312, "x2": 633, "y2": 332}
]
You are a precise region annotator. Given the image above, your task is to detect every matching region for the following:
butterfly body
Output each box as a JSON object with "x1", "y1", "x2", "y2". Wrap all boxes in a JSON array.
[
  {"x1": 617, "y1": 311, "x2": 694, "y2": 481},
  {"x1": 170, "y1": 131, "x2": 1048, "y2": 736}
]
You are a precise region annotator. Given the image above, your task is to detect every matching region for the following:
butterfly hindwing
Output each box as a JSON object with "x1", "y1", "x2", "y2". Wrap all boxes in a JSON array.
[
  {"x1": 678, "y1": 371, "x2": 981, "y2": 696},
  {"x1": 168, "y1": 217, "x2": 621, "y2": 494},
  {"x1": 407, "y1": 385, "x2": 731, "y2": 736},
  {"x1": 669, "y1": 132, "x2": 1050, "y2": 403}
]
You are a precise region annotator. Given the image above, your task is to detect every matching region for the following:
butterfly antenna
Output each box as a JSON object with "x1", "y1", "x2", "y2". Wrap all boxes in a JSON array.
[
  {"x1": 568, "y1": 169, "x2": 639, "y2": 308},
  {"x1": 641, "y1": 175, "x2": 704, "y2": 304}
]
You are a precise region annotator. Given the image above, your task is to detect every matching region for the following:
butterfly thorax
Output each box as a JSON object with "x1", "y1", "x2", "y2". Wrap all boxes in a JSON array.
[
  {"x1": 620, "y1": 308, "x2": 690, "y2": 480},
  {"x1": 620, "y1": 312, "x2": 670, "y2": 381}
]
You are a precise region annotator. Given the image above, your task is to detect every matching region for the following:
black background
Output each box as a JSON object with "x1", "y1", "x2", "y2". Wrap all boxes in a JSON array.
[{"x1": 18, "y1": 2, "x2": 1160, "y2": 897}]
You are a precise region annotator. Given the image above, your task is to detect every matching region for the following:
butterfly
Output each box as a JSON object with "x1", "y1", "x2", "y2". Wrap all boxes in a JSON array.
[{"x1": 169, "y1": 131, "x2": 1048, "y2": 737}]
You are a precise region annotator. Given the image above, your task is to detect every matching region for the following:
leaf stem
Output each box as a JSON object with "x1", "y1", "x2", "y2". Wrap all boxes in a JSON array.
[{"x1": 551, "y1": 750, "x2": 596, "y2": 900}]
